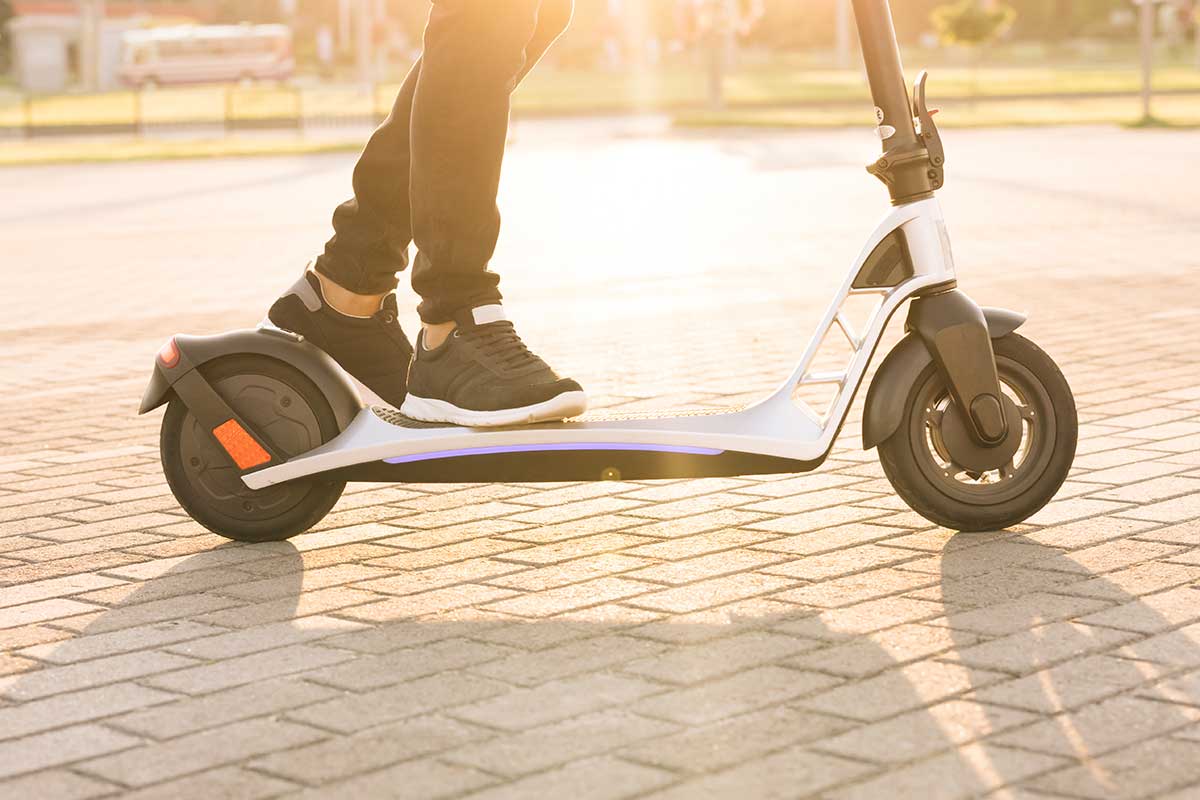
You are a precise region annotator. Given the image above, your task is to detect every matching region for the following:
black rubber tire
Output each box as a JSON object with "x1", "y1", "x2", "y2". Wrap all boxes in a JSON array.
[
  {"x1": 878, "y1": 333, "x2": 1077, "y2": 532},
  {"x1": 160, "y1": 355, "x2": 345, "y2": 542}
]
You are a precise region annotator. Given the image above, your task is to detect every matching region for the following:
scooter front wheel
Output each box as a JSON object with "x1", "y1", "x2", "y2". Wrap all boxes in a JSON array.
[
  {"x1": 878, "y1": 333, "x2": 1077, "y2": 532},
  {"x1": 160, "y1": 355, "x2": 345, "y2": 542}
]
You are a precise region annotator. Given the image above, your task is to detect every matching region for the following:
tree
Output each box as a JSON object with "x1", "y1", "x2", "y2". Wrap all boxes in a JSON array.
[
  {"x1": 0, "y1": 0, "x2": 13, "y2": 75},
  {"x1": 932, "y1": 0, "x2": 1016, "y2": 104}
]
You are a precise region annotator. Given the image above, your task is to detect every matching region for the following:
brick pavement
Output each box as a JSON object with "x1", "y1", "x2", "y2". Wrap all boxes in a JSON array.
[{"x1": 1, "y1": 122, "x2": 1199, "y2": 798}]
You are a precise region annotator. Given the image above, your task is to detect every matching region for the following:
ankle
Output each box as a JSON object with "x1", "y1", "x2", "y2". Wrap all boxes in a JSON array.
[
  {"x1": 314, "y1": 272, "x2": 387, "y2": 317},
  {"x1": 422, "y1": 321, "x2": 457, "y2": 350}
]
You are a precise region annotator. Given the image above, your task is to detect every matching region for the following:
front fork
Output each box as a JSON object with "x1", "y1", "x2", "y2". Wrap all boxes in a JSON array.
[{"x1": 905, "y1": 288, "x2": 1010, "y2": 447}]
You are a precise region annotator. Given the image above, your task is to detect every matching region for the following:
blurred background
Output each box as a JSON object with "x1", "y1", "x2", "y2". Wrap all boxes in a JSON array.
[{"x1": 1, "y1": 0, "x2": 1199, "y2": 156}]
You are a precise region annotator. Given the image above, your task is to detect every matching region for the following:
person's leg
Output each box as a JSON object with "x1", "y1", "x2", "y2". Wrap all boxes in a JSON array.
[
  {"x1": 410, "y1": 0, "x2": 574, "y2": 329},
  {"x1": 312, "y1": 58, "x2": 422, "y2": 300},
  {"x1": 398, "y1": 0, "x2": 586, "y2": 427},
  {"x1": 313, "y1": 0, "x2": 573, "y2": 312}
]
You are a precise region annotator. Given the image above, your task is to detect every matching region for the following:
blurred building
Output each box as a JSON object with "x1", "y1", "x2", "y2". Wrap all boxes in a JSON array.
[
  {"x1": 5, "y1": 1, "x2": 293, "y2": 92},
  {"x1": 6, "y1": 2, "x2": 192, "y2": 91}
]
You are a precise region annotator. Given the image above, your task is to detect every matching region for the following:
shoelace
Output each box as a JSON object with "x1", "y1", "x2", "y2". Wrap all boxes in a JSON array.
[{"x1": 461, "y1": 322, "x2": 539, "y2": 371}]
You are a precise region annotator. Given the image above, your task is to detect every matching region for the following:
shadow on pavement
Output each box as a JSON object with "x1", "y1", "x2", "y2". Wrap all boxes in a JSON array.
[{"x1": 2, "y1": 531, "x2": 1199, "y2": 798}]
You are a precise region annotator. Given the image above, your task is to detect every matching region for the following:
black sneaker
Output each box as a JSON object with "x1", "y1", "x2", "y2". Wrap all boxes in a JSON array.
[
  {"x1": 400, "y1": 305, "x2": 588, "y2": 427},
  {"x1": 267, "y1": 271, "x2": 414, "y2": 408}
]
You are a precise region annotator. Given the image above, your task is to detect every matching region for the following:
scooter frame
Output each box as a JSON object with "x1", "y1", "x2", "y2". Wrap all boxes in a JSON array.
[{"x1": 139, "y1": 0, "x2": 1031, "y2": 498}]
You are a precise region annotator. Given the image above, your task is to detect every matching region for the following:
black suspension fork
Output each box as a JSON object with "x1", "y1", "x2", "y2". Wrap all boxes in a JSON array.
[{"x1": 906, "y1": 290, "x2": 1010, "y2": 446}]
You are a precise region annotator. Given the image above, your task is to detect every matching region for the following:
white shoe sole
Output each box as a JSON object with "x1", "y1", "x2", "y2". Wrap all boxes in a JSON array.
[{"x1": 400, "y1": 391, "x2": 589, "y2": 428}]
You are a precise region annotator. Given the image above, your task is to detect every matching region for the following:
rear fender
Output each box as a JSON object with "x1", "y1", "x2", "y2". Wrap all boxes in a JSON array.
[
  {"x1": 862, "y1": 307, "x2": 1026, "y2": 450},
  {"x1": 139, "y1": 328, "x2": 364, "y2": 432}
]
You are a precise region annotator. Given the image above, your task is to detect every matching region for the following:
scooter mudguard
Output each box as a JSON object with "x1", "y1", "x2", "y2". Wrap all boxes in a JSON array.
[
  {"x1": 139, "y1": 328, "x2": 364, "y2": 433},
  {"x1": 862, "y1": 306, "x2": 1026, "y2": 451}
]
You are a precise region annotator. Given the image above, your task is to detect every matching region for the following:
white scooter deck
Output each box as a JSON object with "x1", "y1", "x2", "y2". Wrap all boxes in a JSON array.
[{"x1": 242, "y1": 198, "x2": 958, "y2": 491}]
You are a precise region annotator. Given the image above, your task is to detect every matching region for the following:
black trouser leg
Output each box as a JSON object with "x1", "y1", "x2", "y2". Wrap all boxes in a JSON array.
[{"x1": 315, "y1": 0, "x2": 574, "y2": 323}]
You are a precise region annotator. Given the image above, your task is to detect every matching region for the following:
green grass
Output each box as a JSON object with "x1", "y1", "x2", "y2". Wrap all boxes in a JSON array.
[
  {"x1": 0, "y1": 137, "x2": 364, "y2": 167},
  {"x1": 674, "y1": 94, "x2": 1200, "y2": 130},
  {"x1": 3, "y1": 61, "x2": 1200, "y2": 127}
]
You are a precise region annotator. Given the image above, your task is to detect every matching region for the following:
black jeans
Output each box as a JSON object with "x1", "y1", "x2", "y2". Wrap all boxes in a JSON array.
[{"x1": 315, "y1": 0, "x2": 573, "y2": 324}]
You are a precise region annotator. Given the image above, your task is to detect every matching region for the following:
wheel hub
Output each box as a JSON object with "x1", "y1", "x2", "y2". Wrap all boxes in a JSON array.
[
  {"x1": 938, "y1": 394, "x2": 1023, "y2": 474},
  {"x1": 177, "y1": 374, "x2": 323, "y2": 522}
]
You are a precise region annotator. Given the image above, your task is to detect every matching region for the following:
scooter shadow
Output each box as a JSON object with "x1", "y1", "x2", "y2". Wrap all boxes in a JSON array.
[{"x1": 2, "y1": 532, "x2": 1198, "y2": 797}]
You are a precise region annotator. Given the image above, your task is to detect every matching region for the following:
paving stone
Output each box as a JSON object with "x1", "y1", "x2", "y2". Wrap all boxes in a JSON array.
[
  {"x1": 286, "y1": 758, "x2": 494, "y2": 800},
  {"x1": 450, "y1": 673, "x2": 660, "y2": 731},
  {"x1": 79, "y1": 717, "x2": 326, "y2": 787},
  {"x1": 461, "y1": 755, "x2": 675, "y2": 800},
  {"x1": 64, "y1": 591, "x2": 242, "y2": 633},
  {"x1": 760, "y1": 543, "x2": 920, "y2": 581},
  {"x1": 0, "y1": 681, "x2": 175, "y2": 741},
  {"x1": 628, "y1": 596, "x2": 804, "y2": 644},
  {"x1": 770, "y1": 567, "x2": 938, "y2": 608},
  {"x1": 779, "y1": 596, "x2": 945, "y2": 641},
  {"x1": 929, "y1": 592, "x2": 1113, "y2": 637},
  {"x1": 1045, "y1": 539, "x2": 1189, "y2": 576},
  {"x1": 815, "y1": 699, "x2": 1035, "y2": 764},
  {"x1": 484, "y1": 553, "x2": 652, "y2": 591},
  {"x1": 0, "y1": 572, "x2": 127, "y2": 608},
  {"x1": 994, "y1": 694, "x2": 1200, "y2": 758},
  {"x1": 974, "y1": 654, "x2": 1168, "y2": 714},
  {"x1": 354, "y1": 559, "x2": 526, "y2": 597},
  {"x1": 251, "y1": 714, "x2": 488, "y2": 786},
  {"x1": 1079, "y1": 586, "x2": 1200, "y2": 634},
  {"x1": 624, "y1": 548, "x2": 786, "y2": 585},
  {"x1": 626, "y1": 572, "x2": 795, "y2": 614},
  {"x1": 0, "y1": 723, "x2": 140, "y2": 780},
  {"x1": 625, "y1": 630, "x2": 817, "y2": 684},
  {"x1": 634, "y1": 666, "x2": 840, "y2": 725},
  {"x1": 141, "y1": 643, "x2": 350, "y2": 695},
  {"x1": 111, "y1": 677, "x2": 340, "y2": 739},
  {"x1": 826, "y1": 743, "x2": 1064, "y2": 800},
  {"x1": 470, "y1": 634, "x2": 665, "y2": 687},
  {"x1": 0, "y1": 648, "x2": 197, "y2": 701},
  {"x1": 626, "y1": 706, "x2": 855, "y2": 773},
  {"x1": 642, "y1": 746, "x2": 871, "y2": 800},
  {"x1": 305, "y1": 638, "x2": 509, "y2": 691},
  {"x1": 162, "y1": 615, "x2": 365, "y2": 660},
  {"x1": 948, "y1": 622, "x2": 1138, "y2": 675},
  {"x1": 445, "y1": 710, "x2": 678, "y2": 777},
  {"x1": 334, "y1": 584, "x2": 518, "y2": 623},
  {"x1": 196, "y1": 585, "x2": 381, "y2": 628},
  {"x1": 288, "y1": 672, "x2": 510, "y2": 733},
  {"x1": 1028, "y1": 737, "x2": 1200, "y2": 799},
  {"x1": 792, "y1": 623, "x2": 976, "y2": 678},
  {"x1": 1053, "y1": 561, "x2": 1200, "y2": 602},
  {"x1": 482, "y1": 576, "x2": 655, "y2": 617},
  {"x1": 800, "y1": 659, "x2": 1006, "y2": 721},
  {"x1": 0, "y1": 598, "x2": 102, "y2": 629},
  {"x1": 0, "y1": 769, "x2": 117, "y2": 800},
  {"x1": 1121, "y1": 622, "x2": 1200, "y2": 670},
  {"x1": 117, "y1": 767, "x2": 298, "y2": 800}
]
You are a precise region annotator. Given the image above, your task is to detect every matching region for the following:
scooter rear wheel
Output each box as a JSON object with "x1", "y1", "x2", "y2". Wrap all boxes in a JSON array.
[
  {"x1": 878, "y1": 333, "x2": 1077, "y2": 532},
  {"x1": 160, "y1": 355, "x2": 345, "y2": 542}
]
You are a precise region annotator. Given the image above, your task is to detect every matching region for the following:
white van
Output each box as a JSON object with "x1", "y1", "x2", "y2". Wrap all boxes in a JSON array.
[{"x1": 119, "y1": 24, "x2": 295, "y2": 88}]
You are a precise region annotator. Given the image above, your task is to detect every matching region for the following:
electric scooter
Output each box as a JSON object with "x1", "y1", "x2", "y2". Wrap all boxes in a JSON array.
[{"x1": 139, "y1": 0, "x2": 1078, "y2": 543}]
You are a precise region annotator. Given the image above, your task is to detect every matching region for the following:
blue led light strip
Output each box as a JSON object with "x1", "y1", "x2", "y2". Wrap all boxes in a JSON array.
[{"x1": 384, "y1": 443, "x2": 724, "y2": 465}]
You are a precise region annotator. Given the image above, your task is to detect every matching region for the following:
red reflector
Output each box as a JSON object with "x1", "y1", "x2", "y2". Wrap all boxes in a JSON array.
[
  {"x1": 157, "y1": 338, "x2": 181, "y2": 369},
  {"x1": 212, "y1": 420, "x2": 271, "y2": 470}
]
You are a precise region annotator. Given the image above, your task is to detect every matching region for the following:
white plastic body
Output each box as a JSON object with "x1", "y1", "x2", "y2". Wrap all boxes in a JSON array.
[{"x1": 243, "y1": 197, "x2": 956, "y2": 490}]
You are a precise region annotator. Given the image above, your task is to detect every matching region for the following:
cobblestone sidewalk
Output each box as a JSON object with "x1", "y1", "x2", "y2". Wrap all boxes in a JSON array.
[{"x1": 1, "y1": 123, "x2": 1199, "y2": 798}]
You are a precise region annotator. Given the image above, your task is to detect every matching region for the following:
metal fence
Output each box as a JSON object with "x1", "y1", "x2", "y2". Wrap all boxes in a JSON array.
[{"x1": 0, "y1": 84, "x2": 398, "y2": 139}]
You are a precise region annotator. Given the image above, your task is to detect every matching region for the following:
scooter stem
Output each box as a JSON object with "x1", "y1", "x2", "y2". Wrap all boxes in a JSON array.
[{"x1": 852, "y1": 0, "x2": 939, "y2": 204}]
